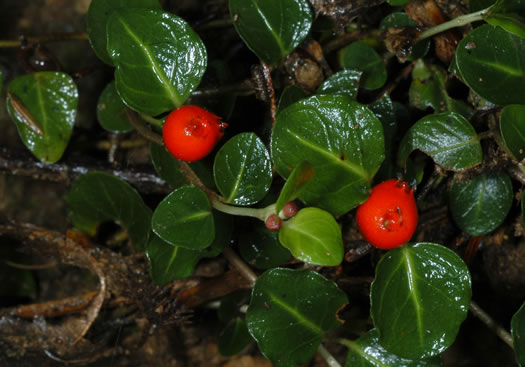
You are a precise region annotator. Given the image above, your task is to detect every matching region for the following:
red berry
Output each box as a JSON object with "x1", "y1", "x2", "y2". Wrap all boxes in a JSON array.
[
  {"x1": 162, "y1": 105, "x2": 227, "y2": 162},
  {"x1": 265, "y1": 214, "x2": 282, "y2": 231},
  {"x1": 281, "y1": 201, "x2": 298, "y2": 218},
  {"x1": 356, "y1": 179, "x2": 418, "y2": 250}
]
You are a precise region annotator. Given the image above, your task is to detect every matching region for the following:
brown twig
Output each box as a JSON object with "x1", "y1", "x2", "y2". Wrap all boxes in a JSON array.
[
  {"x1": 469, "y1": 300, "x2": 514, "y2": 349},
  {"x1": 222, "y1": 247, "x2": 258, "y2": 286},
  {"x1": 125, "y1": 108, "x2": 164, "y2": 146},
  {"x1": 260, "y1": 62, "x2": 277, "y2": 124}
]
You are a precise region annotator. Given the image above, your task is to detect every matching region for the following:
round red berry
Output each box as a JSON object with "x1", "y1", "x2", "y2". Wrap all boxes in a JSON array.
[
  {"x1": 356, "y1": 179, "x2": 418, "y2": 250},
  {"x1": 265, "y1": 214, "x2": 282, "y2": 231},
  {"x1": 163, "y1": 105, "x2": 227, "y2": 162}
]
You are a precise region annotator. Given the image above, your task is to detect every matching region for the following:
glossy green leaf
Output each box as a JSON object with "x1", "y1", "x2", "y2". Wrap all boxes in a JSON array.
[
  {"x1": 87, "y1": 0, "x2": 161, "y2": 65},
  {"x1": 277, "y1": 85, "x2": 307, "y2": 114},
  {"x1": 151, "y1": 185, "x2": 214, "y2": 250},
  {"x1": 218, "y1": 317, "x2": 253, "y2": 357},
  {"x1": 449, "y1": 173, "x2": 513, "y2": 236},
  {"x1": 512, "y1": 302, "x2": 525, "y2": 366},
  {"x1": 371, "y1": 243, "x2": 472, "y2": 360},
  {"x1": 317, "y1": 69, "x2": 362, "y2": 99},
  {"x1": 342, "y1": 42, "x2": 386, "y2": 90},
  {"x1": 219, "y1": 290, "x2": 251, "y2": 322},
  {"x1": 387, "y1": 0, "x2": 412, "y2": 5},
  {"x1": 486, "y1": 12, "x2": 525, "y2": 38},
  {"x1": 275, "y1": 160, "x2": 314, "y2": 215},
  {"x1": 344, "y1": 329, "x2": 442, "y2": 367},
  {"x1": 239, "y1": 221, "x2": 291, "y2": 269},
  {"x1": 107, "y1": 9, "x2": 207, "y2": 115},
  {"x1": 6, "y1": 72, "x2": 78, "y2": 163},
  {"x1": 66, "y1": 172, "x2": 152, "y2": 250},
  {"x1": 229, "y1": 0, "x2": 312, "y2": 64},
  {"x1": 379, "y1": 12, "x2": 419, "y2": 31},
  {"x1": 213, "y1": 133, "x2": 272, "y2": 206},
  {"x1": 499, "y1": 104, "x2": 525, "y2": 160},
  {"x1": 409, "y1": 60, "x2": 473, "y2": 118},
  {"x1": 147, "y1": 211, "x2": 232, "y2": 286},
  {"x1": 96, "y1": 81, "x2": 133, "y2": 133},
  {"x1": 246, "y1": 268, "x2": 348, "y2": 367},
  {"x1": 279, "y1": 207, "x2": 343, "y2": 266},
  {"x1": 271, "y1": 94, "x2": 384, "y2": 215},
  {"x1": 456, "y1": 24, "x2": 525, "y2": 106},
  {"x1": 397, "y1": 112, "x2": 482, "y2": 171}
]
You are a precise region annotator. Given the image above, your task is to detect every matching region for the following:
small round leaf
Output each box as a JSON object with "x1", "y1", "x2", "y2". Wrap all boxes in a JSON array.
[
  {"x1": 246, "y1": 268, "x2": 348, "y2": 367},
  {"x1": 6, "y1": 72, "x2": 78, "y2": 163},
  {"x1": 279, "y1": 207, "x2": 343, "y2": 266},
  {"x1": 512, "y1": 301, "x2": 525, "y2": 366},
  {"x1": 317, "y1": 69, "x2": 362, "y2": 99},
  {"x1": 342, "y1": 42, "x2": 386, "y2": 90},
  {"x1": 151, "y1": 185, "x2": 214, "y2": 250},
  {"x1": 107, "y1": 9, "x2": 207, "y2": 115},
  {"x1": 96, "y1": 81, "x2": 133, "y2": 133},
  {"x1": 229, "y1": 0, "x2": 312, "y2": 64},
  {"x1": 213, "y1": 133, "x2": 272, "y2": 206},
  {"x1": 397, "y1": 112, "x2": 482, "y2": 171},
  {"x1": 218, "y1": 317, "x2": 253, "y2": 357},
  {"x1": 66, "y1": 172, "x2": 152, "y2": 251},
  {"x1": 449, "y1": 173, "x2": 513, "y2": 236},
  {"x1": 456, "y1": 24, "x2": 525, "y2": 106},
  {"x1": 271, "y1": 94, "x2": 385, "y2": 215},
  {"x1": 371, "y1": 243, "x2": 472, "y2": 359}
]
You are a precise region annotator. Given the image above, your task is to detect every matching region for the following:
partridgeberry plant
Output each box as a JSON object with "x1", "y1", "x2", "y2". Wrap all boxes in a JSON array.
[{"x1": 2, "y1": 0, "x2": 525, "y2": 365}]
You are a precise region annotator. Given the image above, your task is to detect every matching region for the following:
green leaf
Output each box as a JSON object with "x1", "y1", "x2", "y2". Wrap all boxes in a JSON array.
[
  {"x1": 317, "y1": 69, "x2": 362, "y2": 99},
  {"x1": 341, "y1": 42, "x2": 386, "y2": 90},
  {"x1": 229, "y1": 0, "x2": 312, "y2": 64},
  {"x1": 344, "y1": 329, "x2": 442, "y2": 367},
  {"x1": 107, "y1": 9, "x2": 207, "y2": 115},
  {"x1": 87, "y1": 0, "x2": 161, "y2": 65},
  {"x1": 397, "y1": 112, "x2": 482, "y2": 171},
  {"x1": 271, "y1": 94, "x2": 385, "y2": 215},
  {"x1": 239, "y1": 221, "x2": 291, "y2": 269},
  {"x1": 499, "y1": 104, "x2": 525, "y2": 160},
  {"x1": 151, "y1": 185, "x2": 214, "y2": 250},
  {"x1": 371, "y1": 243, "x2": 472, "y2": 360},
  {"x1": 246, "y1": 268, "x2": 348, "y2": 367},
  {"x1": 387, "y1": 0, "x2": 412, "y2": 5},
  {"x1": 218, "y1": 317, "x2": 253, "y2": 357},
  {"x1": 485, "y1": 12, "x2": 525, "y2": 38},
  {"x1": 277, "y1": 85, "x2": 307, "y2": 114},
  {"x1": 219, "y1": 291, "x2": 251, "y2": 322},
  {"x1": 147, "y1": 210, "x2": 232, "y2": 286},
  {"x1": 6, "y1": 72, "x2": 78, "y2": 163},
  {"x1": 409, "y1": 60, "x2": 473, "y2": 118},
  {"x1": 66, "y1": 172, "x2": 152, "y2": 251},
  {"x1": 379, "y1": 12, "x2": 419, "y2": 31},
  {"x1": 456, "y1": 24, "x2": 525, "y2": 106},
  {"x1": 369, "y1": 95, "x2": 398, "y2": 180},
  {"x1": 213, "y1": 133, "x2": 272, "y2": 205},
  {"x1": 512, "y1": 302, "x2": 525, "y2": 366},
  {"x1": 449, "y1": 173, "x2": 513, "y2": 236},
  {"x1": 96, "y1": 81, "x2": 133, "y2": 133},
  {"x1": 279, "y1": 207, "x2": 343, "y2": 266},
  {"x1": 275, "y1": 160, "x2": 314, "y2": 215}
]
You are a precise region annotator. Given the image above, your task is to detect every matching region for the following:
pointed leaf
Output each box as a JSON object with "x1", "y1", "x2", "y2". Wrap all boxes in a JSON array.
[
  {"x1": 229, "y1": 0, "x2": 312, "y2": 64},
  {"x1": 151, "y1": 185, "x2": 214, "y2": 250},
  {"x1": 96, "y1": 81, "x2": 133, "y2": 133},
  {"x1": 87, "y1": 0, "x2": 161, "y2": 65},
  {"x1": 342, "y1": 42, "x2": 386, "y2": 90},
  {"x1": 213, "y1": 133, "x2": 272, "y2": 206},
  {"x1": 449, "y1": 173, "x2": 513, "y2": 236},
  {"x1": 512, "y1": 302, "x2": 525, "y2": 366},
  {"x1": 6, "y1": 72, "x2": 78, "y2": 163},
  {"x1": 371, "y1": 243, "x2": 471, "y2": 360},
  {"x1": 66, "y1": 172, "x2": 152, "y2": 251},
  {"x1": 499, "y1": 104, "x2": 525, "y2": 161},
  {"x1": 107, "y1": 9, "x2": 207, "y2": 115},
  {"x1": 456, "y1": 24, "x2": 525, "y2": 106},
  {"x1": 279, "y1": 207, "x2": 343, "y2": 266},
  {"x1": 275, "y1": 160, "x2": 314, "y2": 215},
  {"x1": 271, "y1": 94, "x2": 385, "y2": 215},
  {"x1": 246, "y1": 268, "x2": 348, "y2": 367},
  {"x1": 344, "y1": 329, "x2": 442, "y2": 367},
  {"x1": 397, "y1": 112, "x2": 482, "y2": 171}
]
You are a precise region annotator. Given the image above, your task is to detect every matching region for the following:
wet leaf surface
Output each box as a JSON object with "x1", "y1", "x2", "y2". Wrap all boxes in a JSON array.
[{"x1": 499, "y1": 104, "x2": 525, "y2": 160}]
